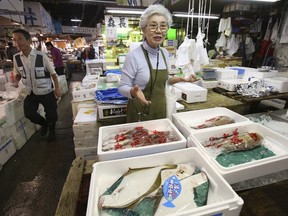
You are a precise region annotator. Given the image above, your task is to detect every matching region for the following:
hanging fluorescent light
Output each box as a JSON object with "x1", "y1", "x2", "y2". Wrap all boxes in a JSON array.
[
  {"x1": 71, "y1": 18, "x2": 81, "y2": 22},
  {"x1": 173, "y1": 12, "x2": 220, "y2": 19},
  {"x1": 106, "y1": 7, "x2": 145, "y2": 15}
]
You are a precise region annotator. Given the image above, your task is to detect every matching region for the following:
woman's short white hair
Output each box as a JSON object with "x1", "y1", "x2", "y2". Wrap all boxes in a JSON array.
[{"x1": 139, "y1": 4, "x2": 172, "y2": 29}]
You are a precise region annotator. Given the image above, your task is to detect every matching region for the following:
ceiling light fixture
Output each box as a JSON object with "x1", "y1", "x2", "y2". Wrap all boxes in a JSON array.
[
  {"x1": 71, "y1": 18, "x2": 81, "y2": 22},
  {"x1": 173, "y1": 12, "x2": 220, "y2": 19},
  {"x1": 105, "y1": 7, "x2": 145, "y2": 15}
]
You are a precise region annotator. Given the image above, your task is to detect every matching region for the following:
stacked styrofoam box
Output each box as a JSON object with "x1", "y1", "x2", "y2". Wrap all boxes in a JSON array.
[
  {"x1": 187, "y1": 122, "x2": 288, "y2": 184},
  {"x1": 71, "y1": 83, "x2": 97, "y2": 102},
  {"x1": 57, "y1": 75, "x2": 68, "y2": 97},
  {"x1": 172, "y1": 107, "x2": 251, "y2": 138},
  {"x1": 87, "y1": 148, "x2": 243, "y2": 216},
  {"x1": 263, "y1": 77, "x2": 288, "y2": 93},
  {"x1": 82, "y1": 74, "x2": 100, "y2": 84},
  {"x1": 215, "y1": 68, "x2": 238, "y2": 80},
  {"x1": 0, "y1": 138, "x2": 16, "y2": 168},
  {"x1": 241, "y1": 67, "x2": 278, "y2": 79},
  {"x1": 0, "y1": 75, "x2": 6, "y2": 91},
  {"x1": 97, "y1": 118, "x2": 186, "y2": 161},
  {"x1": 173, "y1": 82, "x2": 207, "y2": 103},
  {"x1": 73, "y1": 107, "x2": 98, "y2": 158},
  {"x1": 217, "y1": 79, "x2": 249, "y2": 91},
  {"x1": 71, "y1": 99, "x2": 96, "y2": 120},
  {"x1": 0, "y1": 97, "x2": 24, "y2": 126},
  {"x1": 10, "y1": 117, "x2": 36, "y2": 150}
]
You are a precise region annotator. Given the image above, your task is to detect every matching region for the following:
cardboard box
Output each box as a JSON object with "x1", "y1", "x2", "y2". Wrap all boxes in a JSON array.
[
  {"x1": 187, "y1": 122, "x2": 288, "y2": 184},
  {"x1": 87, "y1": 148, "x2": 243, "y2": 216},
  {"x1": 172, "y1": 107, "x2": 250, "y2": 138},
  {"x1": 97, "y1": 118, "x2": 186, "y2": 161},
  {"x1": 173, "y1": 83, "x2": 207, "y2": 103}
]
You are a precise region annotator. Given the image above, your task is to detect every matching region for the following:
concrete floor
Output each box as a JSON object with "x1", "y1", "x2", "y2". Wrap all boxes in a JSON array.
[{"x1": 0, "y1": 72, "x2": 85, "y2": 216}]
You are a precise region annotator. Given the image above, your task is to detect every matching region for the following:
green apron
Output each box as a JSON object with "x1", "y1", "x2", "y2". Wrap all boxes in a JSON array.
[{"x1": 127, "y1": 46, "x2": 168, "y2": 122}]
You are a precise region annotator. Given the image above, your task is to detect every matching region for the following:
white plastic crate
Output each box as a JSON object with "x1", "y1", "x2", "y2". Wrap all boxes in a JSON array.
[
  {"x1": 173, "y1": 83, "x2": 207, "y2": 103},
  {"x1": 0, "y1": 138, "x2": 16, "y2": 166},
  {"x1": 172, "y1": 107, "x2": 250, "y2": 138},
  {"x1": 73, "y1": 108, "x2": 98, "y2": 139},
  {"x1": 187, "y1": 122, "x2": 288, "y2": 184},
  {"x1": 97, "y1": 118, "x2": 186, "y2": 161},
  {"x1": 86, "y1": 148, "x2": 243, "y2": 216},
  {"x1": 264, "y1": 77, "x2": 288, "y2": 93}
]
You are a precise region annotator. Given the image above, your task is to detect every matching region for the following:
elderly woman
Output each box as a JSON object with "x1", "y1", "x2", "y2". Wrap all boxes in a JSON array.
[{"x1": 119, "y1": 4, "x2": 197, "y2": 122}]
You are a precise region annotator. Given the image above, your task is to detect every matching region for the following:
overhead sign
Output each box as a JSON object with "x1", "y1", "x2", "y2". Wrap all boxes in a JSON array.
[
  {"x1": 24, "y1": 1, "x2": 55, "y2": 34},
  {"x1": 62, "y1": 26, "x2": 99, "y2": 35},
  {"x1": 0, "y1": 0, "x2": 25, "y2": 24}
]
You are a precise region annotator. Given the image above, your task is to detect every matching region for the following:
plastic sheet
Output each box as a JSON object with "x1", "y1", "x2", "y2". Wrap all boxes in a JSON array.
[{"x1": 96, "y1": 88, "x2": 128, "y2": 104}]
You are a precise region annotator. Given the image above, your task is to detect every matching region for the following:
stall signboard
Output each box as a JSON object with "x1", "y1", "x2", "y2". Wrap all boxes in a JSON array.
[
  {"x1": 105, "y1": 15, "x2": 129, "y2": 46},
  {"x1": 62, "y1": 26, "x2": 99, "y2": 36},
  {"x1": 24, "y1": 1, "x2": 55, "y2": 34},
  {"x1": 0, "y1": 0, "x2": 25, "y2": 24}
]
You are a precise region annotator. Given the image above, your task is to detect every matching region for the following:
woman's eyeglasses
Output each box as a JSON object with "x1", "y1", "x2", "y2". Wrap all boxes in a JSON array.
[{"x1": 147, "y1": 24, "x2": 168, "y2": 33}]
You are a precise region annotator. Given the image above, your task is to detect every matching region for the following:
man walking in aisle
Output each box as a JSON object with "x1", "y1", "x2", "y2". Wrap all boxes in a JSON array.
[
  {"x1": 12, "y1": 29, "x2": 60, "y2": 141},
  {"x1": 45, "y1": 41, "x2": 65, "y2": 75}
]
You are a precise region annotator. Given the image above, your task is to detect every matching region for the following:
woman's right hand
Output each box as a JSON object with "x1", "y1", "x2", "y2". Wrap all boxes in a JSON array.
[{"x1": 131, "y1": 85, "x2": 151, "y2": 106}]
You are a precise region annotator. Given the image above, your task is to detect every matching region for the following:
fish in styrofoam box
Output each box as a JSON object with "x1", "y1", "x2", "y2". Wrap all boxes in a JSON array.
[
  {"x1": 73, "y1": 107, "x2": 98, "y2": 139},
  {"x1": 172, "y1": 107, "x2": 251, "y2": 138},
  {"x1": 0, "y1": 138, "x2": 16, "y2": 167},
  {"x1": 86, "y1": 148, "x2": 243, "y2": 216},
  {"x1": 173, "y1": 82, "x2": 207, "y2": 103},
  {"x1": 72, "y1": 83, "x2": 97, "y2": 101},
  {"x1": 187, "y1": 122, "x2": 288, "y2": 184},
  {"x1": 263, "y1": 77, "x2": 288, "y2": 93},
  {"x1": 97, "y1": 118, "x2": 186, "y2": 161},
  {"x1": 82, "y1": 74, "x2": 100, "y2": 84}
]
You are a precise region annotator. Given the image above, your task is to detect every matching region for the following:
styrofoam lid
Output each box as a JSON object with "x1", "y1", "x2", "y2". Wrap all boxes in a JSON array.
[{"x1": 74, "y1": 107, "x2": 97, "y2": 123}]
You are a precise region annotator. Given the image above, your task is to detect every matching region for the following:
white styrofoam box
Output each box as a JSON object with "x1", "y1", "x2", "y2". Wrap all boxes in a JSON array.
[
  {"x1": 217, "y1": 79, "x2": 249, "y2": 91},
  {"x1": 0, "y1": 138, "x2": 16, "y2": 166},
  {"x1": 187, "y1": 122, "x2": 288, "y2": 184},
  {"x1": 0, "y1": 74, "x2": 6, "y2": 83},
  {"x1": 5, "y1": 82, "x2": 18, "y2": 92},
  {"x1": 71, "y1": 99, "x2": 96, "y2": 120},
  {"x1": 173, "y1": 82, "x2": 207, "y2": 103},
  {"x1": 82, "y1": 74, "x2": 100, "y2": 84},
  {"x1": 0, "y1": 116, "x2": 11, "y2": 143},
  {"x1": 172, "y1": 86, "x2": 182, "y2": 101},
  {"x1": 73, "y1": 107, "x2": 98, "y2": 139},
  {"x1": 97, "y1": 118, "x2": 186, "y2": 161},
  {"x1": 74, "y1": 146, "x2": 97, "y2": 160},
  {"x1": 172, "y1": 107, "x2": 250, "y2": 138},
  {"x1": 72, "y1": 83, "x2": 97, "y2": 101},
  {"x1": 97, "y1": 104, "x2": 127, "y2": 119},
  {"x1": 87, "y1": 148, "x2": 243, "y2": 216},
  {"x1": 201, "y1": 80, "x2": 218, "y2": 89},
  {"x1": 89, "y1": 68, "x2": 102, "y2": 76},
  {"x1": 0, "y1": 98, "x2": 24, "y2": 126},
  {"x1": 73, "y1": 136, "x2": 97, "y2": 148},
  {"x1": 106, "y1": 73, "x2": 120, "y2": 82},
  {"x1": 10, "y1": 117, "x2": 36, "y2": 150},
  {"x1": 242, "y1": 67, "x2": 278, "y2": 79},
  {"x1": 264, "y1": 77, "x2": 288, "y2": 93},
  {"x1": 96, "y1": 77, "x2": 120, "y2": 90},
  {"x1": 176, "y1": 102, "x2": 184, "y2": 111},
  {"x1": 215, "y1": 68, "x2": 238, "y2": 80}
]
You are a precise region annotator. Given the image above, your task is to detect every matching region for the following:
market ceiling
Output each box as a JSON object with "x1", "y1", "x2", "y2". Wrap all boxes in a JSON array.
[{"x1": 27, "y1": 0, "x2": 285, "y2": 28}]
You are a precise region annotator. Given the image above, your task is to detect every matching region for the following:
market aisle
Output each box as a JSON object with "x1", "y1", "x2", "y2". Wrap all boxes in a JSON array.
[{"x1": 0, "y1": 71, "x2": 85, "y2": 216}]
